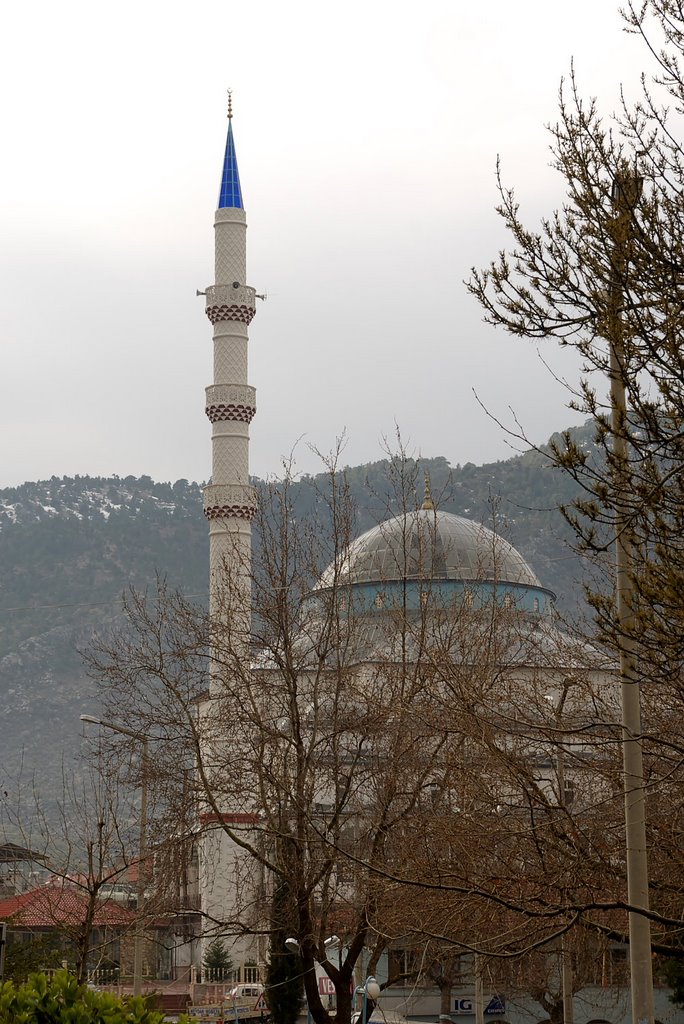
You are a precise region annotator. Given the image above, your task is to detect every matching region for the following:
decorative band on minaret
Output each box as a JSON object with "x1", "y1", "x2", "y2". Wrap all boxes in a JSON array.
[{"x1": 203, "y1": 98, "x2": 257, "y2": 593}]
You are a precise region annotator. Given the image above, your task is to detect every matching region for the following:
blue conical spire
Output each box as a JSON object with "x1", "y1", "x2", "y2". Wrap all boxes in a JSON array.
[{"x1": 218, "y1": 94, "x2": 244, "y2": 209}]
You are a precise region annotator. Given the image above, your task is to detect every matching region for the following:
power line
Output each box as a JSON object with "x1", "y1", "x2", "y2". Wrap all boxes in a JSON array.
[{"x1": 1, "y1": 593, "x2": 206, "y2": 614}]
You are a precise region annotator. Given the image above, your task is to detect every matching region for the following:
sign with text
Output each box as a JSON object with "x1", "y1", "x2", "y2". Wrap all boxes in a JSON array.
[
  {"x1": 453, "y1": 995, "x2": 505, "y2": 1015},
  {"x1": 317, "y1": 976, "x2": 354, "y2": 996}
]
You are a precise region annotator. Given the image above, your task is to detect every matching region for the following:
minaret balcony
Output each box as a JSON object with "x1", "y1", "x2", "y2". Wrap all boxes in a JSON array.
[
  {"x1": 203, "y1": 483, "x2": 257, "y2": 522},
  {"x1": 205, "y1": 284, "x2": 256, "y2": 326},
  {"x1": 205, "y1": 384, "x2": 256, "y2": 424}
]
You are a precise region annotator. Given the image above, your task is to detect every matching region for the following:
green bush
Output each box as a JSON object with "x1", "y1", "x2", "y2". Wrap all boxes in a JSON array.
[
  {"x1": 0, "y1": 971, "x2": 165, "y2": 1024},
  {"x1": 3, "y1": 936, "x2": 62, "y2": 983}
]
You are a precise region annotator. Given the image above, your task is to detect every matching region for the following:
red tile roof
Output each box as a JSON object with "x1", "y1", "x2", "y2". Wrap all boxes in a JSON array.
[{"x1": 0, "y1": 885, "x2": 136, "y2": 928}]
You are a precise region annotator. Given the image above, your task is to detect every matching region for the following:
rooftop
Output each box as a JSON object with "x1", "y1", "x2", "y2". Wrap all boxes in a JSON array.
[{"x1": 317, "y1": 509, "x2": 544, "y2": 590}]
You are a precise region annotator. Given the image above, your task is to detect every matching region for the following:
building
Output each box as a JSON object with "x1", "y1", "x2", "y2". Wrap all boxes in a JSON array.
[
  {"x1": 192, "y1": 107, "x2": 676, "y2": 1024},
  {"x1": 0, "y1": 883, "x2": 133, "y2": 978},
  {"x1": 197, "y1": 92, "x2": 260, "y2": 968},
  {"x1": 0, "y1": 842, "x2": 48, "y2": 896}
]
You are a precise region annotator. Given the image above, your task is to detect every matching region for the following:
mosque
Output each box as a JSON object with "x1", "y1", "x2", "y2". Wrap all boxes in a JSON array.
[
  {"x1": 186, "y1": 105, "x2": 674, "y2": 1024},
  {"x1": 200, "y1": 98, "x2": 562, "y2": 674}
]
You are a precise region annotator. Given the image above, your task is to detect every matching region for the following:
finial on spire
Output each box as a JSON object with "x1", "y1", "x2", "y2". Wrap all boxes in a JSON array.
[
  {"x1": 218, "y1": 92, "x2": 243, "y2": 208},
  {"x1": 421, "y1": 472, "x2": 435, "y2": 511}
]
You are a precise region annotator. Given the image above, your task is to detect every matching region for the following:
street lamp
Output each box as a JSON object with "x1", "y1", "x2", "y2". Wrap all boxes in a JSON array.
[
  {"x1": 284, "y1": 939, "x2": 310, "y2": 1024},
  {"x1": 359, "y1": 976, "x2": 380, "y2": 1024},
  {"x1": 544, "y1": 687, "x2": 574, "y2": 1024},
  {"x1": 284, "y1": 934, "x2": 339, "y2": 956},
  {"x1": 283, "y1": 936, "x2": 341, "y2": 1022},
  {"x1": 80, "y1": 714, "x2": 149, "y2": 997}
]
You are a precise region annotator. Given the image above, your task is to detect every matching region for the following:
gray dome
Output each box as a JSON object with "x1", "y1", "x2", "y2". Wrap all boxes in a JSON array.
[{"x1": 317, "y1": 509, "x2": 542, "y2": 589}]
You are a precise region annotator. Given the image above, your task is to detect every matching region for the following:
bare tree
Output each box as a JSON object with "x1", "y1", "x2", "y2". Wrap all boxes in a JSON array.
[
  {"x1": 466, "y1": 11, "x2": 684, "y2": 1022},
  {"x1": 86, "y1": 452, "x2": 446, "y2": 1024},
  {"x1": 0, "y1": 760, "x2": 140, "y2": 983},
  {"x1": 82, "y1": 444, "x2": 636, "y2": 1024},
  {"x1": 466, "y1": 1, "x2": 684, "y2": 736}
]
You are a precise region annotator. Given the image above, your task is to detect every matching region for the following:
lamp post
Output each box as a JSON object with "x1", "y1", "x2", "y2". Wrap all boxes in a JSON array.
[
  {"x1": 545, "y1": 686, "x2": 574, "y2": 1024},
  {"x1": 80, "y1": 714, "x2": 149, "y2": 997},
  {"x1": 284, "y1": 936, "x2": 341, "y2": 1023},
  {"x1": 284, "y1": 939, "x2": 310, "y2": 1024},
  {"x1": 361, "y1": 976, "x2": 380, "y2": 1024}
]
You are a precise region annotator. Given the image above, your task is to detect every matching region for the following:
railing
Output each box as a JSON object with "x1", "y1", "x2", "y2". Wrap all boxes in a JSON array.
[
  {"x1": 37, "y1": 967, "x2": 121, "y2": 987},
  {"x1": 87, "y1": 968, "x2": 121, "y2": 986},
  {"x1": 200, "y1": 965, "x2": 261, "y2": 985},
  {"x1": 200, "y1": 968, "x2": 238, "y2": 984},
  {"x1": 38, "y1": 962, "x2": 259, "y2": 990}
]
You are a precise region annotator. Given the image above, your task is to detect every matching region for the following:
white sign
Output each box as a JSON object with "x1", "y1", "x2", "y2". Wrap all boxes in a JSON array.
[{"x1": 454, "y1": 996, "x2": 505, "y2": 1015}]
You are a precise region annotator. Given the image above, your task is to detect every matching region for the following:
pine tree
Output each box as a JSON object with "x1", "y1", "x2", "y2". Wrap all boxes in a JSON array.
[{"x1": 203, "y1": 937, "x2": 235, "y2": 979}]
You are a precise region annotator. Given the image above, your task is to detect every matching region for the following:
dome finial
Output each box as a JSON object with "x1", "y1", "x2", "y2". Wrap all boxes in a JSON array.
[
  {"x1": 227, "y1": 88, "x2": 233, "y2": 120},
  {"x1": 421, "y1": 472, "x2": 435, "y2": 511}
]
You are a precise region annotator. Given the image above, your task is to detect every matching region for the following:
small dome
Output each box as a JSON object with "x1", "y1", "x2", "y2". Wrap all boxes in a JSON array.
[{"x1": 317, "y1": 509, "x2": 542, "y2": 590}]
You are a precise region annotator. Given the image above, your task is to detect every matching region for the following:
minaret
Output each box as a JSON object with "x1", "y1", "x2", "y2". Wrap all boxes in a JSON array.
[
  {"x1": 203, "y1": 94, "x2": 257, "y2": 648},
  {"x1": 197, "y1": 99, "x2": 258, "y2": 963}
]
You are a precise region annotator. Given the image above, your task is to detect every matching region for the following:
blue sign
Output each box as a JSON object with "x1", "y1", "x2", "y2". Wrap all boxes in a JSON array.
[{"x1": 486, "y1": 996, "x2": 506, "y2": 1015}]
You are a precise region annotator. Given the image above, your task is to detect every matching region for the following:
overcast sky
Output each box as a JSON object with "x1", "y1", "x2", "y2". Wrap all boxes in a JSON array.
[{"x1": 0, "y1": 0, "x2": 648, "y2": 487}]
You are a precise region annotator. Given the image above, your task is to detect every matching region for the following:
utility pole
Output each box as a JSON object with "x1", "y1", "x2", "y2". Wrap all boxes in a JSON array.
[
  {"x1": 474, "y1": 954, "x2": 484, "y2": 1024},
  {"x1": 554, "y1": 683, "x2": 574, "y2": 1024},
  {"x1": 609, "y1": 166, "x2": 655, "y2": 1024}
]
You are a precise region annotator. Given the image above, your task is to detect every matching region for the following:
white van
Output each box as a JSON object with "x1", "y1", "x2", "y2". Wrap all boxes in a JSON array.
[{"x1": 228, "y1": 984, "x2": 265, "y2": 1003}]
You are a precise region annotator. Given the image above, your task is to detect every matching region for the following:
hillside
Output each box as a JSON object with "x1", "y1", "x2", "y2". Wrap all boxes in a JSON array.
[{"x1": 0, "y1": 425, "x2": 598, "y2": 807}]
